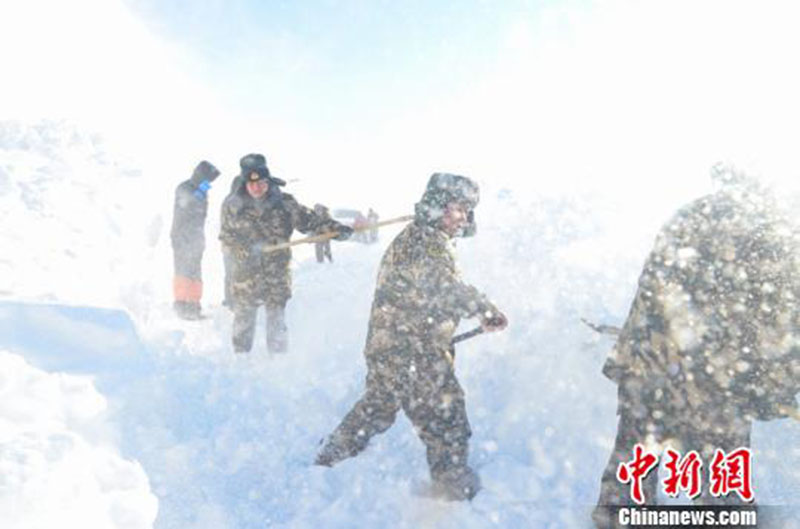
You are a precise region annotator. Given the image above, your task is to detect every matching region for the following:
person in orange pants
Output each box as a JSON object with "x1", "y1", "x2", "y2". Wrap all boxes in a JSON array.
[{"x1": 170, "y1": 160, "x2": 220, "y2": 319}]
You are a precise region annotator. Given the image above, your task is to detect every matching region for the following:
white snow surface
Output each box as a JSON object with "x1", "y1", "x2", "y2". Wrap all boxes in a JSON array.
[
  {"x1": 3, "y1": 120, "x2": 800, "y2": 528},
  {"x1": 0, "y1": 350, "x2": 157, "y2": 529}
]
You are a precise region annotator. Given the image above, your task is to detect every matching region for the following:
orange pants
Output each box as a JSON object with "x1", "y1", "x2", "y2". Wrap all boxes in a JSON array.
[{"x1": 173, "y1": 275, "x2": 203, "y2": 303}]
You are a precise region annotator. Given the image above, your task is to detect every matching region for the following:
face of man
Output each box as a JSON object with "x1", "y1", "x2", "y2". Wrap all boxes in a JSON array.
[
  {"x1": 245, "y1": 174, "x2": 269, "y2": 199},
  {"x1": 440, "y1": 201, "x2": 470, "y2": 237}
]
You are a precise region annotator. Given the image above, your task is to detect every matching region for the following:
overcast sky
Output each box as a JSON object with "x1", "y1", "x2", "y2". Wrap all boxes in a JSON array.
[{"x1": 2, "y1": 0, "x2": 800, "y2": 212}]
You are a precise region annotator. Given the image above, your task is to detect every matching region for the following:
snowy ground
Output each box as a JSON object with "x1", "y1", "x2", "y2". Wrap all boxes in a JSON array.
[{"x1": 4, "y1": 121, "x2": 800, "y2": 528}]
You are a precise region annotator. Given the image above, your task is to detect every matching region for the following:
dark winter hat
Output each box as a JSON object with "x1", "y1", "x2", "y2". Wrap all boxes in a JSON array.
[
  {"x1": 239, "y1": 153, "x2": 287, "y2": 187},
  {"x1": 240, "y1": 153, "x2": 267, "y2": 173},
  {"x1": 246, "y1": 165, "x2": 271, "y2": 182},
  {"x1": 420, "y1": 173, "x2": 479, "y2": 209},
  {"x1": 191, "y1": 160, "x2": 220, "y2": 183},
  {"x1": 414, "y1": 172, "x2": 480, "y2": 236}
]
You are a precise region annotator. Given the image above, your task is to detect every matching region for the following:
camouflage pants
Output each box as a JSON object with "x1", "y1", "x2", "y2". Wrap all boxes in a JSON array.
[
  {"x1": 231, "y1": 273, "x2": 291, "y2": 307},
  {"x1": 315, "y1": 241, "x2": 332, "y2": 263},
  {"x1": 593, "y1": 408, "x2": 754, "y2": 529},
  {"x1": 317, "y1": 345, "x2": 479, "y2": 499},
  {"x1": 232, "y1": 302, "x2": 288, "y2": 353},
  {"x1": 222, "y1": 247, "x2": 234, "y2": 306}
]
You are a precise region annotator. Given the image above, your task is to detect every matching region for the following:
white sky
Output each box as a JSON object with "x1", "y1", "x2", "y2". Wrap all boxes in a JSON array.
[{"x1": 2, "y1": 0, "x2": 800, "y2": 214}]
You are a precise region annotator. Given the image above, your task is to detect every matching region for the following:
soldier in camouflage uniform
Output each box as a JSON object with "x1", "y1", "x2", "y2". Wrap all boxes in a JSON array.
[
  {"x1": 219, "y1": 155, "x2": 352, "y2": 353},
  {"x1": 221, "y1": 154, "x2": 268, "y2": 307},
  {"x1": 593, "y1": 165, "x2": 800, "y2": 528},
  {"x1": 315, "y1": 173, "x2": 508, "y2": 501}
]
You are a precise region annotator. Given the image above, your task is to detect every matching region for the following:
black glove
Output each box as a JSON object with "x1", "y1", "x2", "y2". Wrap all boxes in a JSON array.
[
  {"x1": 334, "y1": 225, "x2": 354, "y2": 241},
  {"x1": 481, "y1": 310, "x2": 508, "y2": 332}
]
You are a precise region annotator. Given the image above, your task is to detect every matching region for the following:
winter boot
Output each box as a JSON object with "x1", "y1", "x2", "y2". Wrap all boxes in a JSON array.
[
  {"x1": 174, "y1": 301, "x2": 191, "y2": 320},
  {"x1": 232, "y1": 304, "x2": 257, "y2": 353},
  {"x1": 430, "y1": 466, "x2": 482, "y2": 501},
  {"x1": 314, "y1": 436, "x2": 356, "y2": 467},
  {"x1": 185, "y1": 302, "x2": 203, "y2": 320}
]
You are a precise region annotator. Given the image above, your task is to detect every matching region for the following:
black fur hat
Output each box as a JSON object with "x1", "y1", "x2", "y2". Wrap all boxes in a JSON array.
[
  {"x1": 414, "y1": 172, "x2": 479, "y2": 237},
  {"x1": 240, "y1": 153, "x2": 266, "y2": 173},
  {"x1": 239, "y1": 153, "x2": 286, "y2": 186},
  {"x1": 191, "y1": 160, "x2": 220, "y2": 184}
]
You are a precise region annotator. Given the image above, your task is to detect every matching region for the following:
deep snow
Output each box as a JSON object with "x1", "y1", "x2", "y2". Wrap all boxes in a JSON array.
[{"x1": 4, "y1": 120, "x2": 800, "y2": 528}]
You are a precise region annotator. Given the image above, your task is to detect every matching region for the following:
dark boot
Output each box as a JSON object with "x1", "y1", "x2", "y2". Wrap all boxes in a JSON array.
[
  {"x1": 314, "y1": 435, "x2": 357, "y2": 467},
  {"x1": 174, "y1": 301, "x2": 192, "y2": 320},
  {"x1": 232, "y1": 304, "x2": 258, "y2": 353},
  {"x1": 431, "y1": 466, "x2": 481, "y2": 501},
  {"x1": 185, "y1": 302, "x2": 203, "y2": 320}
]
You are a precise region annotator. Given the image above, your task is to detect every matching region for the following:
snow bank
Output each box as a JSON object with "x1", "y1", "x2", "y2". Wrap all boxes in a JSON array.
[
  {"x1": 0, "y1": 350, "x2": 158, "y2": 529},
  {"x1": 0, "y1": 120, "x2": 165, "y2": 311}
]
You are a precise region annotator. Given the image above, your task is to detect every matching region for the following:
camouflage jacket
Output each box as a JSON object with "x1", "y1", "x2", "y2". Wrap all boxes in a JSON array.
[
  {"x1": 603, "y1": 188, "x2": 800, "y2": 419},
  {"x1": 219, "y1": 186, "x2": 347, "y2": 304},
  {"x1": 364, "y1": 220, "x2": 497, "y2": 358}
]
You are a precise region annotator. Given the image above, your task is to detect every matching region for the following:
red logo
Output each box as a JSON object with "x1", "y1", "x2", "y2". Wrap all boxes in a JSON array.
[
  {"x1": 662, "y1": 448, "x2": 703, "y2": 499},
  {"x1": 709, "y1": 447, "x2": 754, "y2": 502},
  {"x1": 616, "y1": 444, "x2": 659, "y2": 504},
  {"x1": 616, "y1": 445, "x2": 754, "y2": 503}
]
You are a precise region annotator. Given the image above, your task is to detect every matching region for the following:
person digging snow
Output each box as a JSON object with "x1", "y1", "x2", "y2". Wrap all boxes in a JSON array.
[{"x1": 315, "y1": 172, "x2": 507, "y2": 501}]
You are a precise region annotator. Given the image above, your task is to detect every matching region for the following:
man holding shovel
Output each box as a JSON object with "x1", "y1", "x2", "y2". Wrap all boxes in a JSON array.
[
  {"x1": 315, "y1": 172, "x2": 507, "y2": 501},
  {"x1": 220, "y1": 156, "x2": 353, "y2": 354}
]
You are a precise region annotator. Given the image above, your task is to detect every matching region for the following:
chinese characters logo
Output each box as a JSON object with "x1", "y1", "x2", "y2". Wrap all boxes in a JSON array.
[{"x1": 616, "y1": 444, "x2": 754, "y2": 504}]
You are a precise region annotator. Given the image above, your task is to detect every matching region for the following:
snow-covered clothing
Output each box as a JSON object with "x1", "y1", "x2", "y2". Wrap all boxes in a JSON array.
[
  {"x1": 317, "y1": 174, "x2": 502, "y2": 501},
  {"x1": 594, "y1": 177, "x2": 800, "y2": 524}
]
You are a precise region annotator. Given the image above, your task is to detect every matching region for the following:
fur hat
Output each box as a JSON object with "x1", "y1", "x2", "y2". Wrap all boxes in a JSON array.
[
  {"x1": 191, "y1": 160, "x2": 220, "y2": 184},
  {"x1": 414, "y1": 172, "x2": 479, "y2": 237}
]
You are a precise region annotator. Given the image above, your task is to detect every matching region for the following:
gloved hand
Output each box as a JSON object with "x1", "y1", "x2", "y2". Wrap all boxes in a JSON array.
[
  {"x1": 481, "y1": 310, "x2": 508, "y2": 332},
  {"x1": 334, "y1": 225, "x2": 354, "y2": 241}
]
